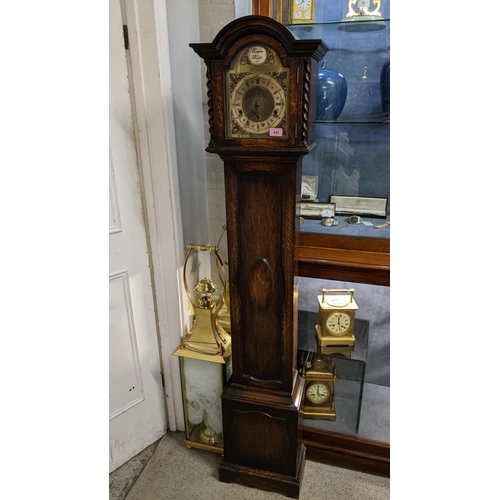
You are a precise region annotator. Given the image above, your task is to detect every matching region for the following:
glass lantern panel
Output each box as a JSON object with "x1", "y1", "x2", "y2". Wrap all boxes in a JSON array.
[{"x1": 180, "y1": 357, "x2": 226, "y2": 452}]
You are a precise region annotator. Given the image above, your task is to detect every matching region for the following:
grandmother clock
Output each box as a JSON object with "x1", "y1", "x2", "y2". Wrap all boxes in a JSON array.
[{"x1": 190, "y1": 16, "x2": 327, "y2": 498}]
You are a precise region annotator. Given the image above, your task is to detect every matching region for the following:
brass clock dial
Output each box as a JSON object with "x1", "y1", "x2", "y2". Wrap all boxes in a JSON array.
[
  {"x1": 229, "y1": 73, "x2": 287, "y2": 136},
  {"x1": 305, "y1": 382, "x2": 331, "y2": 405},
  {"x1": 325, "y1": 312, "x2": 352, "y2": 336},
  {"x1": 225, "y1": 45, "x2": 289, "y2": 139}
]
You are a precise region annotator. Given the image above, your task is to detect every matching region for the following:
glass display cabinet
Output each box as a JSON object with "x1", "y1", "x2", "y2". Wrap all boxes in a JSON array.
[
  {"x1": 297, "y1": 277, "x2": 389, "y2": 475},
  {"x1": 253, "y1": 0, "x2": 390, "y2": 475}
]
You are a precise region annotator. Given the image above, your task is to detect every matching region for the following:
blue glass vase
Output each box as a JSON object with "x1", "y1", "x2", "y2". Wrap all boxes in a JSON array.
[
  {"x1": 380, "y1": 59, "x2": 390, "y2": 113},
  {"x1": 316, "y1": 61, "x2": 348, "y2": 121}
]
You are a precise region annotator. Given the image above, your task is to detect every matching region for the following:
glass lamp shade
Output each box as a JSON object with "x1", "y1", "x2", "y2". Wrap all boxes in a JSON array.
[{"x1": 173, "y1": 352, "x2": 232, "y2": 453}]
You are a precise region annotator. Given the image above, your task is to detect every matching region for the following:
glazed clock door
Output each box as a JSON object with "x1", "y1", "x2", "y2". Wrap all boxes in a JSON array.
[{"x1": 109, "y1": 0, "x2": 166, "y2": 472}]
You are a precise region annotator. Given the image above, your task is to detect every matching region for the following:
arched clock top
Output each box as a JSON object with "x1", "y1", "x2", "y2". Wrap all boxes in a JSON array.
[{"x1": 190, "y1": 15, "x2": 328, "y2": 62}]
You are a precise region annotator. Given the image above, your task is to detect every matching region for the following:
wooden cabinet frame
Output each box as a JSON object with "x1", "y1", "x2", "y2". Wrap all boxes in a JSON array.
[{"x1": 299, "y1": 233, "x2": 390, "y2": 286}]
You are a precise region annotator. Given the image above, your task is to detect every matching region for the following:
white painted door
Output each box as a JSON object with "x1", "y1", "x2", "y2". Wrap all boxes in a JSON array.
[{"x1": 109, "y1": 0, "x2": 166, "y2": 472}]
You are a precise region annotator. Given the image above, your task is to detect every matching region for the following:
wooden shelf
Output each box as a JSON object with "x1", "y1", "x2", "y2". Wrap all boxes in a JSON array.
[
  {"x1": 298, "y1": 233, "x2": 390, "y2": 286},
  {"x1": 303, "y1": 427, "x2": 390, "y2": 477}
]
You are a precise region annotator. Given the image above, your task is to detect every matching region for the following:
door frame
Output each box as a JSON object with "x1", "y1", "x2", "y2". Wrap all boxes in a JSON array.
[{"x1": 121, "y1": 0, "x2": 188, "y2": 432}]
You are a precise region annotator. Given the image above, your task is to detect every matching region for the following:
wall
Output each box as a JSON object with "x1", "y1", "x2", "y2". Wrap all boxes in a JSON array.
[
  {"x1": 198, "y1": 0, "x2": 252, "y2": 264},
  {"x1": 163, "y1": 0, "x2": 251, "y2": 432},
  {"x1": 167, "y1": 0, "x2": 251, "y2": 289},
  {"x1": 198, "y1": 0, "x2": 238, "y2": 264}
]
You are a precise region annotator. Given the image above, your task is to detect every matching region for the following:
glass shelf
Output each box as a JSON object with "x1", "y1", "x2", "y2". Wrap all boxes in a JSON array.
[
  {"x1": 300, "y1": 215, "x2": 390, "y2": 239},
  {"x1": 289, "y1": 18, "x2": 390, "y2": 28}
]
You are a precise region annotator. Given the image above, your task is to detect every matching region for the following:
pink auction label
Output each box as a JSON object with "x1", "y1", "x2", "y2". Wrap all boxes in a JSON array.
[{"x1": 269, "y1": 128, "x2": 283, "y2": 137}]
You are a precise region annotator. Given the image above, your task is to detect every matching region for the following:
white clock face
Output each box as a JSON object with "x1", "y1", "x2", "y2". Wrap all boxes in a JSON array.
[
  {"x1": 296, "y1": 0, "x2": 311, "y2": 10},
  {"x1": 306, "y1": 383, "x2": 330, "y2": 404},
  {"x1": 325, "y1": 312, "x2": 351, "y2": 336},
  {"x1": 229, "y1": 73, "x2": 287, "y2": 136}
]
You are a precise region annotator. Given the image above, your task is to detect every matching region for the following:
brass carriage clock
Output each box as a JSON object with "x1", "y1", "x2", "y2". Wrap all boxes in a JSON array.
[
  {"x1": 316, "y1": 289, "x2": 358, "y2": 355},
  {"x1": 290, "y1": 0, "x2": 315, "y2": 24},
  {"x1": 190, "y1": 15, "x2": 327, "y2": 498},
  {"x1": 300, "y1": 352, "x2": 339, "y2": 420}
]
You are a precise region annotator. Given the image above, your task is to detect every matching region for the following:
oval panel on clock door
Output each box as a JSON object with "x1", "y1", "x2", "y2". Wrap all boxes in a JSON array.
[{"x1": 247, "y1": 257, "x2": 274, "y2": 311}]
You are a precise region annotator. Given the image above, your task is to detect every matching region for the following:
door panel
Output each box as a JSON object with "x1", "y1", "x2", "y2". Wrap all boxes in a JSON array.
[
  {"x1": 109, "y1": 0, "x2": 166, "y2": 472},
  {"x1": 109, "y1": 270, "x2": 144, "y2": 418}
]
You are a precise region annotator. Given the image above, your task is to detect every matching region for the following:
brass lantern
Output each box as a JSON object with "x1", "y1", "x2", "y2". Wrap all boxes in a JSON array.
[{"x1": 172, "y1": 242, "x2": 232, "y2": 453}]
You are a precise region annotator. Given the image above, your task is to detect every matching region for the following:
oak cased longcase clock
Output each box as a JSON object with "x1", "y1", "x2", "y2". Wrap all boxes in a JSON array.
[{"x1": 190, "y1": 16, "x2": 327, "y2": 498}]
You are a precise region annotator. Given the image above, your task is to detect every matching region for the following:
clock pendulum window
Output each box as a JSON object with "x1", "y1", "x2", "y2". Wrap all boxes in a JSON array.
[{"x1": 190, "y1": 15, "x2": 328, "y2": 499}]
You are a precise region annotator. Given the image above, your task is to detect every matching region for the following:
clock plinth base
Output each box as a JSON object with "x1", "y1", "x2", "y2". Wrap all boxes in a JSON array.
[
  {"x1": 219, "y1": 443, "x2": 306, "y2": 499},
  {"x1": 301, "y1": 403, "x2": 337, "y2": 421},
  {"x1": 219, "y1": 377, "x2": 306, "y2": 498},
  {"x1": 316, "y1": 324, "x2": 356, "y2": 348},
  {"x1": 317, "y1": 344, "x2": 354, "y2": 358}
]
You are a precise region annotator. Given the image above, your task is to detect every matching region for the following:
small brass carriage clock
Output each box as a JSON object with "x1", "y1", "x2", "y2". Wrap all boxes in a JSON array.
[
  {"x1": 316, "y1": 289, "x2": 358, "y2": 353},
  {"x1": 300, "y1": 352, "x2": 338, "y2": 420},
  {"x1": 290, "y1": 0, "x2": 315, "y2": 23}
]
